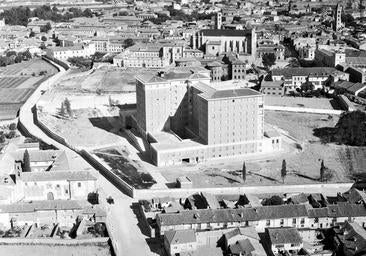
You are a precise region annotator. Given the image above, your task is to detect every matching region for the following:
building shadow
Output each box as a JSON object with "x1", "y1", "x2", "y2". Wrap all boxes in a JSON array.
[
  {"x1": 89, "y1": 117, "x2": 115, "y2": 132},
  {"x1": 130, "y1": 202, "x2": 151, "y2": 237},
  {"x1": 292, "y1": 171, "x2": 319, "y2": 182},
  {"x1": 313, "y1": 127, "x2": 337, "y2": 144},
  {"x1": 248, "y1": 171, "x2": 280, "y2": 183}
]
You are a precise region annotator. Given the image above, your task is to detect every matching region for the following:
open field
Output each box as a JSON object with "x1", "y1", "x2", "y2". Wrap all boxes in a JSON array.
[
  {"x1": 0, "y1": 59, "x2": 58, "y2": 76},
  {"x1": 0, "y1": 244, "x2": 111, "y2": 256},
  {"x1": 264, "y1": 96, "x2": 341, "y2": 110},
  {"x1": 0, "y1": 104, "x2": 21, "y2": 120},
  {"x1": 0, "y1": 59, "x2": 59, "y2": 120},
  {"x1": 54, "y1": 67, "x2": 137, "y2": 93}
]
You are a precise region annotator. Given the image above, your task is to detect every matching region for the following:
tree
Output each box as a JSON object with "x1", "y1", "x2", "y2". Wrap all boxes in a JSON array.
[
  {"x1": 334, "y1": 111, "x2": 366, "y2": 146},
  {"x1": 23, "y1": 149, "x2": 31, "y2": 172},
  {"x1": 262, "y1": 195, "x2": 284, "y2": 206},
  {"x1": 0, "y1": 133, "x2": 5, "y2": 143},
  {"x1": 63, "y1": 98, "x2": 72, "y2": 117},
  {"x1": 242, "y1": 161, "x2": 246, "y2": 183},
  {"x1": 5, "y1": 130, "x2": 16, "y2": 139},
  {"x1": 22, "y1": 50, "x2": 32, "y2": 60},
  {"x1": 262, "y1": 53, "x2": 277, "y2": 68},
  {"x1": 6, "y1": 51, "x2": 16, "y2": 57},
  {"x1": 40, "y1": 22, "x2": 51, "y2": 33},
  {"x1": 124, "y1": 38, "x2": 135, "y2": 48},
  {"x1": 60, "y1": 102, "x2": 66, "y2": 116},
  {"x1": 281, "y1": 159, "x2": 287, "y2": 183},
  {"x1": 8, "y1": 123, "x2": 16, "y2": 130},
  {"x1": 320, "y1": 160, "x2": 325, "y2": 182},
  {"x1": 82, "y1": 8, "x2": 93, "y2": 17}
]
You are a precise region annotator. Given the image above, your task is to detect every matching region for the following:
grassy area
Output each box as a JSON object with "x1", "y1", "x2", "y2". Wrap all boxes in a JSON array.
[{"x1": 0, "y1": 59, "x2": 58, "y2": 76}]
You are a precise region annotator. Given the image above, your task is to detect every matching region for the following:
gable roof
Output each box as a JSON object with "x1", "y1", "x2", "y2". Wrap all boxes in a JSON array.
[
  {"x1": 0, "y1": 200, "x2": 90, "y2": 213},
  {"x1": 267, "y1": 227, "x2": 303, "y2": 245},
  {"x1": 225, "y1": 227, "x2": 260, "y2": 241},
  {"x1": 165, "y1": 229, "x2": 196, "y2": 245},
  {"x1": 20, "y1": 170, "x2": 97, "y2": 182},
  {"x1": 201, "y1": 29, "x2": 251, "y2": 37}
]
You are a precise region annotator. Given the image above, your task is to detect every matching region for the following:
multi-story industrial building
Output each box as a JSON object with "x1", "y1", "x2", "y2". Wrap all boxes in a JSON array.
[{"x1": 133, "y1": 67, "x2": 280, "y2": 167}]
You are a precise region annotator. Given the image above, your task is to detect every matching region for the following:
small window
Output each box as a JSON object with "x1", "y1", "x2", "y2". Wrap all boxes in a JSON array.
[{"x1": 78, "y1": 182, "x2": 81, "y2": 188}]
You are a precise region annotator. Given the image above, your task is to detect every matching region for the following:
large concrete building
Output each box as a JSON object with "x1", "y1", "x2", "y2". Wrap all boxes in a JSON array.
[{"x1": 133, "y1": 68, "x2": 280, "y2": 167}]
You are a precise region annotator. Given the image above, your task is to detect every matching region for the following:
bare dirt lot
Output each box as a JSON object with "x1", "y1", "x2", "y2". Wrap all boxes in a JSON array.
[
  {"x1": 53, "y1": 67, "x2": 138, "y2": 93},
  {"x1": 38, "y1": 107, "x2": 124, "y2": 149},
  {"x1": 161, "y1": 111, "x2": 365, "y2": 188},
  {"x1": 264, "y1": 96, "x2": 341, "y2": 110}
]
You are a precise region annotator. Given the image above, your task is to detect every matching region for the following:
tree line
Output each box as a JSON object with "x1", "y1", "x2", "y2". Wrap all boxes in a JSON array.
[{"x1": 0, "y1": 5, "x2": 94, "y2": 26}]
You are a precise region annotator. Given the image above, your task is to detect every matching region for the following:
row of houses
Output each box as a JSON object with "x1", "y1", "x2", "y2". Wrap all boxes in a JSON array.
[{"x1": 156, "y1": 201, "x2": 366, "y2": 236}]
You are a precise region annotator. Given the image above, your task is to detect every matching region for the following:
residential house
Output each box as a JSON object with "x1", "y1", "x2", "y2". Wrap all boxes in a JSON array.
[
  {"x1": 164, "y1": 229, "x2": 197, "y2": 256},
  {"x1": 266, "y1": 227, "x2": 303, "y2": 255},
  {"x1": 225, "y1": 227, "x2": 267, "y2": 256}
]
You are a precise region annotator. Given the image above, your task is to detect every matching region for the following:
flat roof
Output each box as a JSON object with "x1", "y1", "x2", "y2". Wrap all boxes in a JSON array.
[{"x1": 200, "y1": 88, "x2": 261, "y2": 100}]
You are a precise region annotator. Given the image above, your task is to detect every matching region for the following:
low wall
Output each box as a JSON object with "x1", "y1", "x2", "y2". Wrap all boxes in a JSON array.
[
  {"x1": 264, "y1": 105, "x2": 343, "y2": 115},
  {"x1": 0, "y1": 237, "x2": 109, "y2": 245},
  {"x1": 133, "y1": 183, "x2": 354, "y2": 200},
  {"x1": 80, "y1": 150, "x2": 135, "y2": 198},
  {"x1": 33, "y1": 107, "x2": 70, "y2": 148}
]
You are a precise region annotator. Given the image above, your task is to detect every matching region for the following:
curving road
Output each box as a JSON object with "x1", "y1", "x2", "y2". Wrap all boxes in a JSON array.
[{"x1": 17, "y1": 60, "x2": 154, "y2": 256}]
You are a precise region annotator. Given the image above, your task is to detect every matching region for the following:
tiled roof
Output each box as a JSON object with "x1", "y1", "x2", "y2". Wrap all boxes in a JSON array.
[
  {"x1": 267, "y1": 227, "x2": 303, "y2": 245},
  {"x1": 165, "y1": 229, "x2": 196, "y2": 245},
  {"x1": 0, "y1": 200, "x2": 90, "y2": 213},
  {"x1": 158, "y1": 207, "x2": 259, "y2": 226},
  {"x1": 20, "y1": 170, "x2": 97, "y2": 182},
  {"x1": 224, "y1": 227, "x2": 259, "y2": 241},
  {"x1": 158, "y1": 203, "x2": 366, "y2": 227},
  {"x1": 201, "y1": 29, "x2": 251, "y2": 37},
  {"x1": 272, "y1": 67, "x2": 341, "y2": 77},
  {"x1": 255, "y1": 204, "x2": 308, "y2": 219}
]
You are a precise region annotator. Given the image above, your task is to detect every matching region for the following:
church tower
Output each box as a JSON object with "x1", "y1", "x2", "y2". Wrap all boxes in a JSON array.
[
  {"x1": 334, "y1": 4, "x2": 342, "y2": 31},
  {"x1": 216, "y1": 12, "x2": 222, "y2": 30}
]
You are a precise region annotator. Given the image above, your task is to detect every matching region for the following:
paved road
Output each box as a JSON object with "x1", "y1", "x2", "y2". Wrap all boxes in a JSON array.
[
  {"x1": 18, "y1": 62, "x2": 154, "y2": 256},
  {"x1": 98, "y1": 176, "x2": 154, "y2": 256}
]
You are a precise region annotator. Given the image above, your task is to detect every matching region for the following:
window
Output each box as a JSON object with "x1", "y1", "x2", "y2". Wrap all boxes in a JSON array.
[
  {"x1": 266, "y1": 220, "x2": 270, "y2": 226},
  {"x1": 65, "y1": 189, "x2": 69, "y2": 194},
  {"x1": 78, "y1": 182, "x2": 81, "y2": 188},
  {"x1": 292, "y1": 218, "x2": 296, "y2": 225},
  {"x1": 280, "y1": 219, "x2": 284, "y2": 226}
]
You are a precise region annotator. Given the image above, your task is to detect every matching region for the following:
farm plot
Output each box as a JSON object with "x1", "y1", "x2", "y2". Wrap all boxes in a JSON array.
[
  {"x1": 0, "y1": 59, "x2": 58, "y2": 76},
  {"x1": 0, "y1": 77, "x2": 29, "y2": 89},
  {"x1": 0, "y1": 89, "x2": 33, "y2": 103}
]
